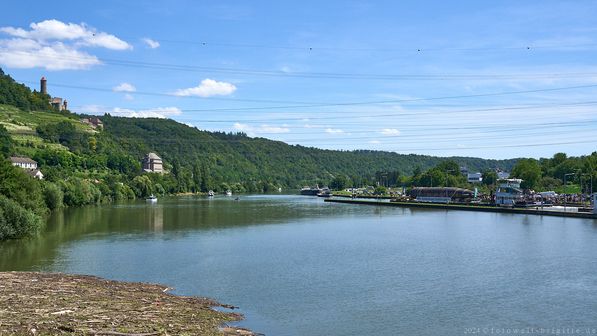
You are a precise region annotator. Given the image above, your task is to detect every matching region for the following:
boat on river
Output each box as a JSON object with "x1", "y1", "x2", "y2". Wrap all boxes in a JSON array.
[
  {"x1": 146, "y1": 194, "x2": 157, "y2": 203},
  {"x1": 208, "y1": 190, "x2": 215, "y2": 197},
  {"x1": 300, "y1": 186, "x2": 322, "y2": 196},
  {"x1": 226, "y1": 190, "x2": 232, "y2": 196},
  {"x1": 317, "y1": 188, "x2": 333, "y2": 198}
]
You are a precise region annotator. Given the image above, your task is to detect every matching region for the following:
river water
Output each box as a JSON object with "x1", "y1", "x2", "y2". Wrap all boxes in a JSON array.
[{"x1": 1, "y1": 195, "x2": 597, "y2": 335}]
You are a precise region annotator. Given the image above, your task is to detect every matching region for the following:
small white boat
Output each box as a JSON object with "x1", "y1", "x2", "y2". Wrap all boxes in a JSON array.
[
  {"x1": 208, "y1": 190, "x2": 215, "y2": 197},
  {"x1": 146, "y1": 194, "x2": 157, "y2": 202},
  {"x1": 226, "y1": 190, "x2": 232, "y2": 196}
]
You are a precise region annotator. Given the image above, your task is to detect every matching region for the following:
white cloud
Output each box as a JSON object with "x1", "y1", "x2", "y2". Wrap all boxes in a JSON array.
[
  {"x1": 261, "y1": 125, "x2": 290, "y2": 133},
  {"x1": 0, "y1": 19, "x2": 130, "y2": 70},
  {"x1": 325, "y1": 128, "x2": 344, "y2": 134},
  {"x1": 174, "y1": 79, "x2": 237, "y2": 97},
  {"x1": 124, "y1": 93, "x2": 134, "y2": 101},
  {"x1": 0, "y1": 38, "x2": 101, "y2": 70},
  {"x1": 77, "y1": 104, "x2": 104, "y2": 114},
  {"x1": 111, "y1": 107, "x2": 182, "y2": 118},
  {"x1": 380, "y1": 128, "x2": 401, "y2": 136},
  {"x1": 76, "y1": 105, "x2": 181, "y2": 119},
  {"x1": 142, "y1": 38, "x2": 160, "y2": 49},
  {"x1": 113, "y1": 82, "x2": 136, "y2": 92},
  {"x1": 304, "y1": 123, "x2": 328, "y2": 129},
  {"x1": 233, "y1": 122, "x2": 290, "y2": 136},
  {"x1": 1, "y1": 19, "x2": 131, "y2": 50}
]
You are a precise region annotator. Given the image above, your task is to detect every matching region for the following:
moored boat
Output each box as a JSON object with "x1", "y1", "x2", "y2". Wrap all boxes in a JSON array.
[
  {"x1": 317, "y1": 188, "x2": 332, "y2": 197},
  {"x1": 300, "y1": 186, "x2": 322, "y2": 196},
  {"x1": 146, "y1": 194, "x2": 158, "y2": 202}
]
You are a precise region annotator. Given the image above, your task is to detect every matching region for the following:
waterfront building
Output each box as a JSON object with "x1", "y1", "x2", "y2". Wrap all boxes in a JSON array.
[
  {"x1": 495, "y1": 179, "x2": 524, "y2": 206},
  {"x1": 467, "y1": 172, "x2": 483, "y2": 183},
  {"x1": 142, "y1": 152, "x2": 164, "y2": 173}
]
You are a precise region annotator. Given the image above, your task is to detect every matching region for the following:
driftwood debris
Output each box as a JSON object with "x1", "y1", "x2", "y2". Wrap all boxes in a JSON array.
[{"x1": 0, "y1": 272, "x2": 255, "y2": 336}]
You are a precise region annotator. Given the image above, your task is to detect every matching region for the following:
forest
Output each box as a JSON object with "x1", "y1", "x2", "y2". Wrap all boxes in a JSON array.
[{"x1": 0, "y1": 67, "x2": 595, "y2": 239}]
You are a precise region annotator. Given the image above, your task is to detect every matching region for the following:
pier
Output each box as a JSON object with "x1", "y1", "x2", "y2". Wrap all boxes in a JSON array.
[{"x1": 324, "y1": 198, "x2": 597, "y2": 219}]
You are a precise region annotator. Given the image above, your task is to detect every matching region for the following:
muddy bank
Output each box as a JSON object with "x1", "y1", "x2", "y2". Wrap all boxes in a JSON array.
[{"x1": 0, "y1": 272, "x2": 256, "y2": 335}]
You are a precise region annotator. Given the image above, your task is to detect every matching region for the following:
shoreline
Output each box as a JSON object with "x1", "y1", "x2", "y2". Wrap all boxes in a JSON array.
[
  {"x1": 0, "y1": 272, "x2": 256, "y2": 336},
  {"x1": 325, "y1": 198, "x2": 597, "y2": 219}
]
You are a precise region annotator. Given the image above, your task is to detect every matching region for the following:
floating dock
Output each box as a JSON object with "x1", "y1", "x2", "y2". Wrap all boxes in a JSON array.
[{"x1": 324, "y1": 198, "x2": 597, "y2": 219}]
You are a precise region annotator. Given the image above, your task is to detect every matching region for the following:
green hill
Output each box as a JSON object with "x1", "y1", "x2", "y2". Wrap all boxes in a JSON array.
[
  {"x1": 99, "y1": 115, "x2": 516, "y2": 186},
  {"x1": 0, "y1": 64, "x2": 519, "y2": 197},
  {"x1": 1, "y1": 67, "x2": 597, "y2": 240}
]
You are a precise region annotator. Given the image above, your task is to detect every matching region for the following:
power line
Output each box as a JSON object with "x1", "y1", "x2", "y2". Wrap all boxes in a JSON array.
[
  {"x1": 6, "y1": 50, "x2": 597, "y2": 81},
  {"x1": 55, "y1": 34, "x2": 597, "y2": 52},
  {"x1": 388, "y1": 139, "x2": 597, "y2": 152},
  {"x1": 73, "y1": 100, "x2": 597, "y2": 123},
  {"x1": 20, "y1": 79, "x2": 597, "y2": 112},
  {"x1": 108, "y1": 123, "x2": 596, "y2": 144}
]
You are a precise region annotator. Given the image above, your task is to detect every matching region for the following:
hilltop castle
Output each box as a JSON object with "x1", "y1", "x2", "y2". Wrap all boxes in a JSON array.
[{"x1": 40, "y1": 76, "x2": 68, "y2": 111}]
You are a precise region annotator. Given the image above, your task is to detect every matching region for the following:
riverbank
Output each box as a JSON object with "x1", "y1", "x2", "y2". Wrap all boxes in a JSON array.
[
  {"x1": 0, "y1": 272, "x2": 255, "y2": 336},
  {"x1": 325, "y1": 198, "x2": 597, "y2": 219}
]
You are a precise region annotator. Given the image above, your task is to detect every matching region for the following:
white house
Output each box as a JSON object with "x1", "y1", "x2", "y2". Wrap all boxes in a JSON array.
[
  {"x1": 9, "y1": 157, "x2": 43, "y2": 179},
  {"x1": 10, "y1": 156, "x2": 38, "y2": 170}
]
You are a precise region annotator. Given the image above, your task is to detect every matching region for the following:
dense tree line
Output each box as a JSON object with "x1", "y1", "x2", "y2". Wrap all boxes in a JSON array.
[
  {"x1": 0, "y1": 69, "x2": 52, "y2": 112},
  {"x1": 510, "y1": 152, "x2": 597, "y2": 193}
]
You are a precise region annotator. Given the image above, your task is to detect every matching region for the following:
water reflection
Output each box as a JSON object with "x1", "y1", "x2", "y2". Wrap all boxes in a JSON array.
[
  {"x1": 1, "y1": 195, "x2": 597, "y2": 336},
  {"x1": 146, "y1": 203, "x2": 163, "y2": 233}
]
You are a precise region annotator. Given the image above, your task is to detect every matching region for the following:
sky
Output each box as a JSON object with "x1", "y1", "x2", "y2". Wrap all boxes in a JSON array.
[{"x1": 1, "y1": 0, "x2": 596, "y2": 160}]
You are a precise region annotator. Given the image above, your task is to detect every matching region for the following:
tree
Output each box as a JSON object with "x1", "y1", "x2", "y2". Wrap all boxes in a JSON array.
[
  {"x1": 435, "y1": 160, "x2": 460, "y2": 175},
  {"x1": 0, "y1": 125, "x2": 13, "y2": 156},
  {"x1": 511, "y1": 158, "x2": 542, "y2": 190},
  {"x1": 374, "y1": 185, "x2": 387, "y2": 195},
  {"x1": 0, "y1": 157, "x2": 46, "y2": 216},
  {"x1": 0, "y1": 195, "x2": 44, "y2": 240},
  {"x1": 131, "y1": 175, "x2": 153, "y2": 197},
  {"x1": 482, "y1": 170, "x2": 498, "y2": 186},
  {"x1": 417, "y1": 169, "x2": 446, "y2": 187},
  {"x1": 330, "y1": 175, "x2": 349, "y2": 190}
]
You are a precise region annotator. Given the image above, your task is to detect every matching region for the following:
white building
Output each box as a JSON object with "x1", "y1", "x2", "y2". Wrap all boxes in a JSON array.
[
  {"x1": 9, "y1": 157, "x2": 43, "y2": 179},
  {"x1": 26, "y1": 169, "x2": 44, "y2": 180},
  {"x1": 467, "y1": 172, "x2": 483, "y2": 183},
  {"x1": 10, "y1": 156, "x2": 38, "y2": 169},
  {"x1": 496, "y1": 179, "x2": 524, "y2": 206}
]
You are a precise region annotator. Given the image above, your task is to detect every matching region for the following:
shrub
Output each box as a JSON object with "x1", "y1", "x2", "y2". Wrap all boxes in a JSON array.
[
  {"x1": 0, "y1": 195, "x2": 44, "y2": 239},
  {"x1": 42, "y1": 181, "x2": 63, "y2": 210}
]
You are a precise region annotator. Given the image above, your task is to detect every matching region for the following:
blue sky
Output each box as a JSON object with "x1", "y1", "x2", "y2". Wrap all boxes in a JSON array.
[{"x1": 1, "y1": 0, "x2": 596, "y2": 159}]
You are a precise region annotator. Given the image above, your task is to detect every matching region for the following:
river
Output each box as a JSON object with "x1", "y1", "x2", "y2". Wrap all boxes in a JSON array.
[{"x1": 1, "y1": 194, "x2": 597, "y2": 335}]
